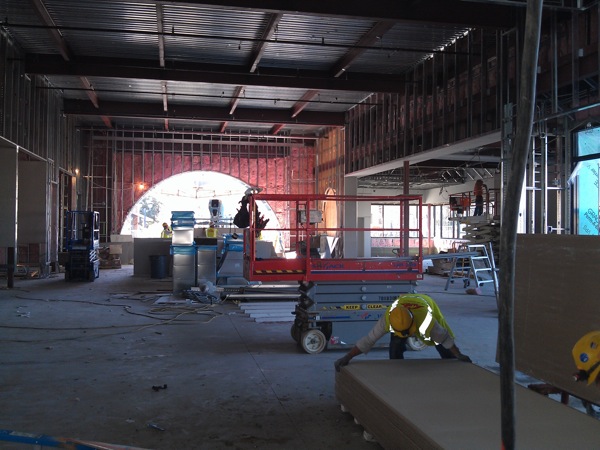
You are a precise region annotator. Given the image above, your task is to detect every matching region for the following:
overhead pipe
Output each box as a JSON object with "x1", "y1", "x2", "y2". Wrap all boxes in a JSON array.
[{"x1": 2, "y1": 21, "x2": 474, "y2": 56}]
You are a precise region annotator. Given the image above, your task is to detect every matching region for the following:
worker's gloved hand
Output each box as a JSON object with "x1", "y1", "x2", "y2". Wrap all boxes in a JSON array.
[
  {"x1": 334, "y1": 354, "x2": 352, "y2": 372},
  {"x1": 456, "y1": 353, "x2": 472, "y2": 363}
]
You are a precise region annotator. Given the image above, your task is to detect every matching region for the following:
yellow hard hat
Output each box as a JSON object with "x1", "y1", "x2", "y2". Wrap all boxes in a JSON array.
[
  {"x1": 572, "y1": 331, "x2": 600, "y2": 385},
  {"x1": 389, "y1": 306, "x2": 415, "y2": 337}
]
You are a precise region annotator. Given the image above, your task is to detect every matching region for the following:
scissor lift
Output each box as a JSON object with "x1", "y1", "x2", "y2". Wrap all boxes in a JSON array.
[
  {"x1": 64, "y1": 211, "x2": 100, "y2": 282},
  {"x1": 243, "y1": 194, "x2": 423, "y2": 353}
]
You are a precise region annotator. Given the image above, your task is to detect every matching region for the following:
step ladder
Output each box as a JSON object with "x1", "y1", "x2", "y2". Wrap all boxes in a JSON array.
[
  {"x1": 444, "y1": 247, "x2": 473, "y2": 290},
  {"x1": 468, "y1": 244, "x2": 498, "y2": 290},
  {"x1": 445, "y1": 243, "x2": 498, "y2": 297}
]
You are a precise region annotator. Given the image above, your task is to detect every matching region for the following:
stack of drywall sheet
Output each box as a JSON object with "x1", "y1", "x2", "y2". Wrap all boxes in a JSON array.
[
  {"x1": 336, "y1": 360, "x2": 600, "y2": 450},
  {"x1": 515, "y1": 234, "x2": 600, "y2": 405}
]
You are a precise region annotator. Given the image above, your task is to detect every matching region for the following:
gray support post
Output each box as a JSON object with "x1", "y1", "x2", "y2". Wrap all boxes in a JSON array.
[{"x1": 498, "y1": 1, "x2": 543, "y2": 450}]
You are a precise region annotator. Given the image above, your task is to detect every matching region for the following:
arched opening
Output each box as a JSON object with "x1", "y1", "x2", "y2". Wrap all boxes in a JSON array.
[{"x1": 120, "y1": 171, "x2": 282, "y2": 251}]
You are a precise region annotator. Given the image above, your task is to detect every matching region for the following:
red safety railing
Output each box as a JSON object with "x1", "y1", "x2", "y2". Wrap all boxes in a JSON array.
[{"x1": 243, "y1": 193, "x2": 423, "y2": 283}]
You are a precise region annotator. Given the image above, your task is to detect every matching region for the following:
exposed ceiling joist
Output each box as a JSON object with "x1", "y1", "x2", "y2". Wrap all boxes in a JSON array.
[
  {"x1": 248, "y1": 12, "x2": 282, "y2": 73},
  {"x1": 30, "y1": 0, "x2": 70, "y2": 60},
  {"x1": 271, "y1": 20, "x2": 397, "y2": 135},
  {"x1": 63, "y1": 99, "x2": 346, "y2": 126},
  {"x1": 228, "y1": 86, "x2": 246, "y2": 115},
  {"x1": 331, "y1": 21, "x2": 396, "y2": 77},
  {"x1": 154, "y1": 0, "x2": 517, "y2": 28},
  {"x1": 30, "y1": 0, "x2": 113, "y2": 124},
  {"x1": 156, "y1": 4, "x2": 166, "y2": 68},
  {"x1": 25, "y1": 55, "x2": 406, "y2": 93},
  {"x1": 291, "y1": 90, "x2": 320, "y2": 118},
  {"x1": 270, "y1": 123, "x2": 285, "y2": 135}
]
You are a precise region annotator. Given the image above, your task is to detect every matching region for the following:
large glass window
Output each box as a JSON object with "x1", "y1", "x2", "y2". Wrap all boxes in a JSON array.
[
  {"x1": 575, "y1": 126, "x2": 600, "y2": 235},
  {"x1": 440, "y1": 204, "x2": 464, "y2": 239}
]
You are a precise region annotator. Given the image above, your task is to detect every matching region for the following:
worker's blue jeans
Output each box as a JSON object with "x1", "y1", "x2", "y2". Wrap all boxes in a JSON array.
[{"x1": 389, "y1": 334, "x2": 456, "y2": 359}]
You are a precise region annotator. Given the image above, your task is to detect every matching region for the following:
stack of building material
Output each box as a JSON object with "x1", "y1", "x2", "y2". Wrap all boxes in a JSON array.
[
  {"x1": 238, "y1": 301, "x2": 296, "y2": 323},
  {"x1": 515, "y1": 234, "x2": 600, "y2": 406},
  {"x1": 99, "y1": 244, "x2": 122, "y2": 269},
  {"x1": 461, "y1": 217, "x2": 500, "y2": 257},
  {"x1": 336, "y1": 360, "x2": 600, "y2": 449}
]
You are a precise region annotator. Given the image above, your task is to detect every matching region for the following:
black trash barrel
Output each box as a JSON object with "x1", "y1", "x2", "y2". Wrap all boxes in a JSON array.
[{"x1": 149, "y1": 255, "x2": 167, "y2": 279}]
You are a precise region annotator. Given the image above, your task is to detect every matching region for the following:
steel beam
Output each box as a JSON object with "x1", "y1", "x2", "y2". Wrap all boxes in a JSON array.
[
  {"x1": 155, "y1": 0, "x2": 517, "y2": 28},
  {"x1": 63, "y1": 99, "x2": 345, "y2": 125},
  {"x1": 25, "y1": 54, "x2": 407, "y2": 93}
]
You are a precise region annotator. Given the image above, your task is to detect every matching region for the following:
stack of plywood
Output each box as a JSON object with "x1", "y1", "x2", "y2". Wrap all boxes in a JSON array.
[{"x1": 336, "y1": 360, "x2": 600, "y2": 449}]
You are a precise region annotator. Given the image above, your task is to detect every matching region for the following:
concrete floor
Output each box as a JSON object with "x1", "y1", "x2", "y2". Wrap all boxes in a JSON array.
[{"x1": 0, "y1": 267, "x2": 588, "y2": 449}]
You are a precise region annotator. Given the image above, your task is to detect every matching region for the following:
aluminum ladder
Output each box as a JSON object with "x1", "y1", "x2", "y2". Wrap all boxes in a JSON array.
[
  {"x1": 467, "y1": 244, "x2": 498, "y2": 293},
  {"x1": 445, "y1": 243, "x2": 498, "y2": 297},
  {"x1": 444, "y1": 245, "x2": 475, "y2": 290}
]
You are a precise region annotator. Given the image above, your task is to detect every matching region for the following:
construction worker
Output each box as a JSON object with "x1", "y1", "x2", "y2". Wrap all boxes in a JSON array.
[
  {"x1": 473, "y1": 179, "x2": 487, "y2": 216},
  {"x1": 334, "y1": 293, "x2": 471, "y2": 371},
  {"x1": 160, "y1": 222, "x2": 172, "y2": 239}
]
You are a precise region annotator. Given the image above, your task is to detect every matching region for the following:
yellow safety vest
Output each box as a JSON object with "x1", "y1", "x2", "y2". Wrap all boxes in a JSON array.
[{"x1": 385, "y1": 293, "x2": 454, "y2": 346}]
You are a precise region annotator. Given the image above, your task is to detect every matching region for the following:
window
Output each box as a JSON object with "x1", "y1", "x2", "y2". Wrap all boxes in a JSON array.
[
  {"x1": 370, "y1": 204, "x2": 401, "y2": 237},
  {"x1": 574, "y1": 126, "x2": 600, "y2": 235}
]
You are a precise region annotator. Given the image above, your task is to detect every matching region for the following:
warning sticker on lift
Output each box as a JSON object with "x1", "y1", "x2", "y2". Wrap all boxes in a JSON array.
[{"x1": 337, "y1": 304, "x2": 386, "y2": 310}]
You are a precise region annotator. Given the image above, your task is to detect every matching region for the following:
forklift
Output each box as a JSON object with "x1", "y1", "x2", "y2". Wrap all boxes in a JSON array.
[{"x1": 63, "y1": 211, "x2": 100, "y2": 282}]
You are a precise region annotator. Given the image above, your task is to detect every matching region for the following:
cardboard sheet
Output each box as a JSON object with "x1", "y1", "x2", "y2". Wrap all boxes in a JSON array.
[
  {"x1": 336, "y1": 360, "x2": 600, "y2": 450},
  {"x1": 515, "y1": 234, "x2": 600, "y2": 404}
]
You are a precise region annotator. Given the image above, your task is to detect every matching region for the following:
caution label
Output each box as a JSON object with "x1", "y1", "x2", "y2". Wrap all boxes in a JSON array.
[{"x1": 367, "y1": 304, "x2": 385, "y2": 309}]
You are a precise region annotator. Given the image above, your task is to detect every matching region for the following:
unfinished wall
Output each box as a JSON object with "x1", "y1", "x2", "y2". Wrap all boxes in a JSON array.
[
  {"x1": 344, "y1": 9, "x2": 600, "y2": 177},
  {"x1": 83, "y1": 130, "x2": 316, "y2": 237},
  {"x1": 0, "y1": 31, "x2": 80, "y2": 271},
  {"x1": 18, "y1": 161, "x2": 49, "y2": 273},
  {"x1": 315, "y1": 127, "x2": 345, "y2": 196},
  {"x1": 0, "y1": 140, "x2": 17, "y2": 249}
]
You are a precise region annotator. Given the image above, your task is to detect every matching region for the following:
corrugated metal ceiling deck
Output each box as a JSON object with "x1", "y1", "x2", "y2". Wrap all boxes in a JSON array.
[
  {"x1": 3, "y1": 0, "x2": 511, "y2": 134},
  {"x1": 0, "y1": 0, "x2": 535, "y2": 187}
]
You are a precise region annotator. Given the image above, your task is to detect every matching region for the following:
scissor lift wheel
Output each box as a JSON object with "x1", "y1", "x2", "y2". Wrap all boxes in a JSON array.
[{"x1": 300, "y1": 329, "x2": 327, "y2": 354}]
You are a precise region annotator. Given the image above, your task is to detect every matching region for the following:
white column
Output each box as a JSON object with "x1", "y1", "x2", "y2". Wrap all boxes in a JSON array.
[{"x1": 343, "y1": 176, "x2": 358, "y2": 257}]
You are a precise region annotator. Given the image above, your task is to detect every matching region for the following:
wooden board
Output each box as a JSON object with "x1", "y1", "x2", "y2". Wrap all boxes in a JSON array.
[
  {"x1": 336, "y1": 360, "x2": 600, "y2": 450},
  {"x1": 515, "y1": 234, "x2": 600, "y2": 404}
]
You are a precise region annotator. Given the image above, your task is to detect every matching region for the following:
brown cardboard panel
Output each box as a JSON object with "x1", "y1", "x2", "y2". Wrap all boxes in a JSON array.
[
  {"x1": 336, "y1": 360, "x2": 600, "y2": 450},
  {"x1": 515, "y1": 235, "x2": 600, "y2": 404}
]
